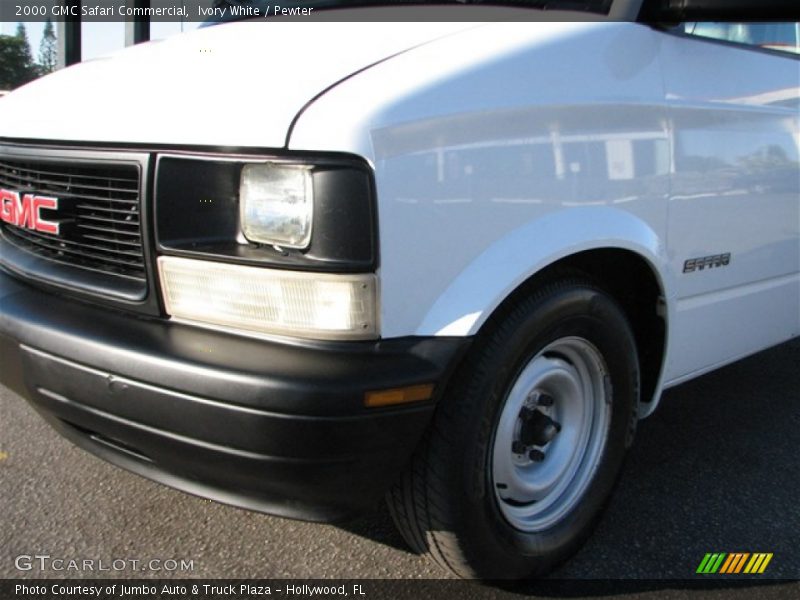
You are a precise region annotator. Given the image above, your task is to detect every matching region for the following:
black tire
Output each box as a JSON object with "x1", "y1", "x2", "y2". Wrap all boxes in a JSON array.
[{"x1": 387, "y1": 275, "x2": 639, "y2": 579}]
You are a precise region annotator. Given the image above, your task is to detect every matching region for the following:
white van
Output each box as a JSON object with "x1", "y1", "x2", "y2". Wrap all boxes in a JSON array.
[{"x1": 0, "y1": 0, "x2": 797, "y2": 579}]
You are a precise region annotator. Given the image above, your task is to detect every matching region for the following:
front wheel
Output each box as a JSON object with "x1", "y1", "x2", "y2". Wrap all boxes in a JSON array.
[{"x1": 387, "y1": 276, "x2": 640, "y2": 579}]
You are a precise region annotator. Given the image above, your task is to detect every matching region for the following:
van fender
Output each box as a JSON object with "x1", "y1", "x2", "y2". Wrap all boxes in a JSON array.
[{"x1": 416, "y1": 206, "x2": 672, "y2": 416}]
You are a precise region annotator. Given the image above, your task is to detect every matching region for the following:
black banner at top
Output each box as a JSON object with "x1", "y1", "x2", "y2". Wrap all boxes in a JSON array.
[
  {"x1": 0, "y1": 0, "x2": 629, "y2": 24},
  {"x1": 3, "y1": 1, "x2": 798, "y2": 24}
]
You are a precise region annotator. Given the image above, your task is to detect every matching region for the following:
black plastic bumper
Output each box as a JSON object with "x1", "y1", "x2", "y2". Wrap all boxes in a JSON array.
[{"x1": 0, "y1": 270, "x2": 469, "y2": 522}]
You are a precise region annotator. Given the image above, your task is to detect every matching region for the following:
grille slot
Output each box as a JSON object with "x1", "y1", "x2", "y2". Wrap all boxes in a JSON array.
[{"x1": 0, "y1": 158, "x2": 145, "y2": 284}]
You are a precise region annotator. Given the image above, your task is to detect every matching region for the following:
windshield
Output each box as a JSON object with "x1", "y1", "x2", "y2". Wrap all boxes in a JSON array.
[{"x1": 205, "y1": 0, "x2": 615, "y2": 24}]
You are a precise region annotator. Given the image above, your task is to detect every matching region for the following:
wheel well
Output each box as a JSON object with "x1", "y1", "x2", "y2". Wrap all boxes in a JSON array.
[{"x1": 491, "y1": 249, "x2": 666, "y2": 406}]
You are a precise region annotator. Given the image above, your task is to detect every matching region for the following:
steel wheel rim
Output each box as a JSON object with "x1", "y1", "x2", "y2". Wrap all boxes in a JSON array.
[{"x1": 491, "y1": 336, "x2": 611, "y2": 532}]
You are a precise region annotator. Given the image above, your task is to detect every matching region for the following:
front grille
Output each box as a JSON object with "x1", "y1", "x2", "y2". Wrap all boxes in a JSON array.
[{"x1": 0, "y1": 158, "x2": 145, "y2": 283}]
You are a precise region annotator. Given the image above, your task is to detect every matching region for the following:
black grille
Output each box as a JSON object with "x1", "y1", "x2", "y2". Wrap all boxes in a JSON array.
[{"x1": 0, "y1": 158, "x2": 145, "y2": 282}]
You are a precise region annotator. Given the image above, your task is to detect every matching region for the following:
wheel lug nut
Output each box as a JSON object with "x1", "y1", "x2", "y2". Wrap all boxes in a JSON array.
[
  {"x1": 512, "y1": 441, "x2": 527, "y2": 454},
  {"x1": 538, "y1": 394, "x2": 554, "y2": 407},
  {"x1": 528, "y1": 449, "x2": 545, "y2": 462}
]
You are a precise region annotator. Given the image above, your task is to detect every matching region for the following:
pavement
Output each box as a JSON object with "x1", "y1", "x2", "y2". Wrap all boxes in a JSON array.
[{"x1": 1, "y1": 338, "x2": 798, "y2": 598}]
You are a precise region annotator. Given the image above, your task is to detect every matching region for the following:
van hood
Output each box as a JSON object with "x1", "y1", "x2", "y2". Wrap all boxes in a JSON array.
[{"x1": 0, "y1": 21, "x2": 473, "y2": 148}]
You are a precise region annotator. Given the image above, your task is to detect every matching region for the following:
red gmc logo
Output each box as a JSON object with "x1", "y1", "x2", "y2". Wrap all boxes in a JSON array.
[{"x1": 0, "y1": 188, "x2": 60, "y2": 235}]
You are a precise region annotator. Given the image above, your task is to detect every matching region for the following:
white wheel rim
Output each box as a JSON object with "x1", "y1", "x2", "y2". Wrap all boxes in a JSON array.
[{"x1": 491, "y1": 336, "x2": 611, "y2": 532}]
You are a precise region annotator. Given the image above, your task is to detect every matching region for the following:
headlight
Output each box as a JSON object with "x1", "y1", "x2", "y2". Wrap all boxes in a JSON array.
[
  {"x1": 240, "y1": 163, "x2": 313, "y2": 249},
  {"x1": 158, "y1": 256, "x2": 378, "y2": 341}
]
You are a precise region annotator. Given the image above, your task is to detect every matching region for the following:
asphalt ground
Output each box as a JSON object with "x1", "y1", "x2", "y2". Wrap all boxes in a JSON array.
[{"x1": 1, "y1": 338, "x2": 798, "y2": 599}]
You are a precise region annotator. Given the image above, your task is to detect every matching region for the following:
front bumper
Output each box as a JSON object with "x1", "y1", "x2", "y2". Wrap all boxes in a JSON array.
[{"x1": 0, "y1": 270, "x2": 468, "y2": 522}]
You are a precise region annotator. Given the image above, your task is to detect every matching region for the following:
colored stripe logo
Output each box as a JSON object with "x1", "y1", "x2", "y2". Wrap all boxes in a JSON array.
[{"x1": 696, "y1": 553, "x2": 773, "y2": 574}]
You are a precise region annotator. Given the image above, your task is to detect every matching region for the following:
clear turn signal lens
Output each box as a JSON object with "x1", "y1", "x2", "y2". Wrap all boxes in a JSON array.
[{"x1": 159, "y1": 256, "x2": 378, "y2": 340}]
